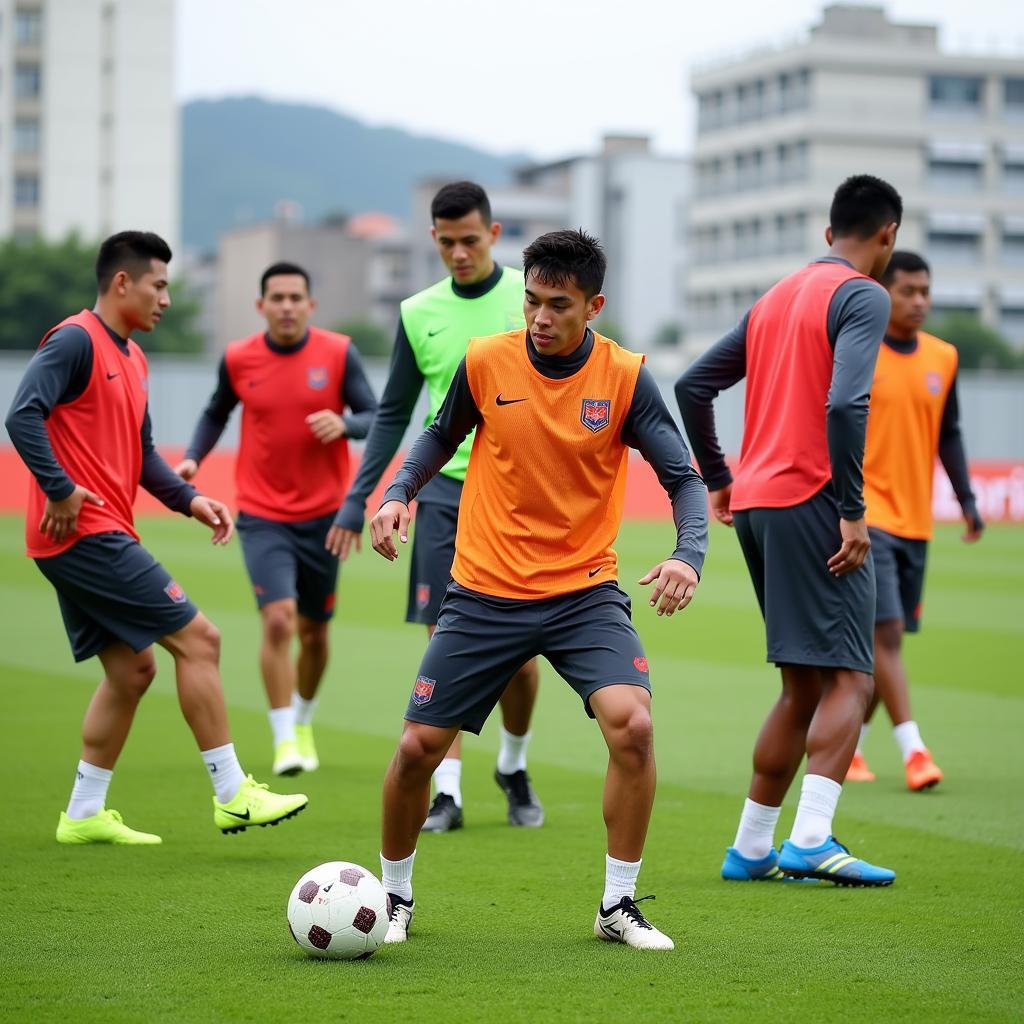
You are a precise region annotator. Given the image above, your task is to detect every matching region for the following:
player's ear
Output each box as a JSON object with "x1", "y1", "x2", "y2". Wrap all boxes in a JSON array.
[
  {"x1": 824, "y1": 226, "x2": 834, "y2": 247},
  {"x1": 489, "y1": 220, "x2": 501, "y2": 243},
  {"x1": 308, "y1": 296, "x2": 317, "y2": 314},
  {"x1": 586, "y1": 294, "x2": 606, "y2": 320},
  {"x1": 256, "y1": 296, "x2": 265, "y2": 316}
]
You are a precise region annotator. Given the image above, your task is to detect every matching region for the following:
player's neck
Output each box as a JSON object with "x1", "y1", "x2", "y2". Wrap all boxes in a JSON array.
[
  {"x1": 92, "y1": 301, "x2": 132, "y2": 341},
  {"x1": 826, "y1": 242, "x2": 875, "y2": 277},
  {"x1": 886, "y1": 323, "x2": 916, "y2": 342}
]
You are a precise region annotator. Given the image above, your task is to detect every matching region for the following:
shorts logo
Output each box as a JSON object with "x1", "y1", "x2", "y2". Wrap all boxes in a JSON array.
[
  {"x1": 416, "y1": 583, "x2": 431, "y2": 609},
  {"x1": 307, "y1": 367, "x2": 328, "y2": 390},
  {"x1": 412, "y1": 675, "x2": 435, "y2": 706},
  {"x1": 633, "y1": 656, "x2": 649, "y2": 673},
  {"x1": 164, "y1": 580, "x2": 187, "y2": 604},
  {"x1": 253, "y1": 583, "x2": 264, "y2": 596},
  {"x1": 581, "y1": 399, "x2": 611, "y2": 433},
  {"x1": 925, "y1": 371, "x2": 942, "y2": 395},
  {"x1": 324, "y1": 592, "x2": 336, "y2": 613}
]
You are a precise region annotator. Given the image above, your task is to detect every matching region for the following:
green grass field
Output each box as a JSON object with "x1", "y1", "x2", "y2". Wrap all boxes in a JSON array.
[{"x1": 1, "y1": 515, "x2": 1022, "y2": 1023}]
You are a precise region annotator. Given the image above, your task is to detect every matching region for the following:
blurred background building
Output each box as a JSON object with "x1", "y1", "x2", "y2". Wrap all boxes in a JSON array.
[
  {"x1": 0, "y1": 0, "x2": 178, "y2": 249},
  {"x1": 686, "y1": 3, "x2": 1024, "y2": 354}
]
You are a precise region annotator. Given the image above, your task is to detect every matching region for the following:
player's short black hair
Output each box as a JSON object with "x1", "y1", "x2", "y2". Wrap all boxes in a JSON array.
[
  {"x1": 431, "y1": 181, "x2": 492, "y2": 225},
  {"x1": 829, "y1": 174, "x2": 903, "y2": 240},
  {"x1": 522, "y1": 229, "x2": 607, "y2": 299},
  {"x1": 881, "y1": 250, "x2": 930, "y2": 286},
  {"x1": 95, "y1": 231, "x2": 172, "y2": 292},
  {"x1": 260, "y1": 261, "x2": 311, "y2": 296}
]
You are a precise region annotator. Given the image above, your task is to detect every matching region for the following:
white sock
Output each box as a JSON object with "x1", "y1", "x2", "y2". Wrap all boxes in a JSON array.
[
  {"x1": 292, "y1": 693, "x2": 317, "y2": 727},
  {"x1": 789, "y1": 774, "x2": 842, "y2": 849},
  {"x1": 602, "y1": 854, "x2": 641, "y2": 911},
  {"x1": 433, "y1": 758, "x2": 462, "y2": 807},
  {"x1": 496, "y1": 727, "x2": 531, "y2": 775},
  {"x1": 855, "y1": 723, "x2": 870, "y2": 757},
  {"x1": 268, "y1": 705, "x2": 296, "y2": 746},
  {"x1": 66, "y1": 760, "x2": 112, "y2": 819},
  {"x1": 732, "y1": 798, "x2": 782, "y2": 860},
  {"x1": 380, "y1": 850, "x2": 416, "y2": 901},
  {"x1": 202, "y1": 743, "x2": 247, "y2": 804},
  {"x1": 893, "y1": 720, "x2": 926, "y2": 762}
]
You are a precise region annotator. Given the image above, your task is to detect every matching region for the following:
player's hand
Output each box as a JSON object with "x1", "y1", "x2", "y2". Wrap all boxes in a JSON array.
[
  {"x1": 306, "y1": 410, "x2": 346, "y2": 444},
  {"x1": 828, "y1": 517, "x2": 870, "y2": 576},
  {"x1": 638, "y1": 558, "x2": 699, "y2": 617},
  {"x1": 325, "y1": 525, "x2": 362, "y2": 560},
  {"x1": 39, "y1": 485, "x2": 104, "y2": 543},
  {"x1": 190, "y1": 495, "x2": 234, "y2": 545},
  {"x1": 370, "y1": 500, "x2": 410, "y2": 561},
  {"x1": 709, "y1": 485, "x2": 733, "y2": 527},
  {"x1": 962, "y1": 509, "x2": 984, "y2": 543},
  {"x1": 174, "y1": 458, "x2": 199, "y2": 481}
]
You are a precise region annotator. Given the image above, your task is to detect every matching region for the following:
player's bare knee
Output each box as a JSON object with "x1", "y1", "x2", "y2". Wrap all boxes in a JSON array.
[
  {"x1": 394, "y1": 727, "x2": 443, "y2": 781},
  {"x1": 876, "y1": 619, "x2": 903, "y2": 651},
  {"x1": 262, "y1": 604, "x2": 296, "y2": 647},
  {"x1": 298, "y1": 620, "x2": 329, "y2": 658},
  {"x1": 185, "y1": 615, "x2": 221, "y2": 663},
  {"x1": 614, "y1": 705, "x2": 654, "y2": 766},
  {"x1": 113, "y1": 657, "x2": 157, "y2": 699}
]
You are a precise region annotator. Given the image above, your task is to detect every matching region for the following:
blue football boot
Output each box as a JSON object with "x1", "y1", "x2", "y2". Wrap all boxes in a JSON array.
[{"x1": 779, "y1": 836, "x2": 895, "y2": 886}]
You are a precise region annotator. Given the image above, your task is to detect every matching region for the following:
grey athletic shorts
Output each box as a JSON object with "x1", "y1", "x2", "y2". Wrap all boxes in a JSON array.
[
  {"x1": 406, "y1": 501, "x2": 457, "y2": 626},
  {"x1": 404, "y1": 581, "x2": 651, "y2": 734},
  {"x1": 237, "y1": 510, "x2": 339, "y2": 621},
  {"x1": 35, "y1": 532, "x2": 198, "y2": 662},
  {"x1": 869, "y1": 527, "x2": 928, "y2": 633},
  {"x1": 734, "y1": 485, "x2": 875, "y2": 675}
]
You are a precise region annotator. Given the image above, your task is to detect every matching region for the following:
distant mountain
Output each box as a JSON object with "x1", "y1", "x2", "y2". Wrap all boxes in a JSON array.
[{"x1": 181, "y1": 97, "x2": 526, "y2": 252}]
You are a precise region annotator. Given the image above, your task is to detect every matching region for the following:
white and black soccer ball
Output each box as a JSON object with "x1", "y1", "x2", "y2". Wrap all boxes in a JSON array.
[{"x1": 287, "y1": 861, "x2": 389, "y2": 960}]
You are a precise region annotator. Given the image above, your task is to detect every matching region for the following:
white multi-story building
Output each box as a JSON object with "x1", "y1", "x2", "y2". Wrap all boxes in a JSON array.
[
  {"x1": 686, "y1": 3, "x2": 1024, "y2": 354},
  {"x1": 409, "y1": 136, "x2": 690, "y2": 350},
  {"x1": 0, "y1": 0, "x2": 177, "y2": 249}
]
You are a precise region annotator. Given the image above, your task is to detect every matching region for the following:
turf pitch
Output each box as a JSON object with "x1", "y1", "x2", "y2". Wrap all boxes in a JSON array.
[{"x1": 1, "y1": 515, "x2": 1022, "y2": 1022}]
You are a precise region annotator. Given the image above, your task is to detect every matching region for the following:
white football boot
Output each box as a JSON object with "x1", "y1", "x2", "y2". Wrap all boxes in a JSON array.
[
  {"x1": 594, "y1": 895, "x2": 675, "y2": 950},
  {"x1": 384, "y1": 895, "x2": 414, "y2": 943}
]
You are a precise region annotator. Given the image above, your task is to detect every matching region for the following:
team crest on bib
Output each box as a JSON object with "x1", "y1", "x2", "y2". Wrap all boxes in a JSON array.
[
  {"x1": 925, "y1": 371, "x2": 942, "y2": 395},
  {"x1": 416, "y1": 583, "x2": 431, "y2": 609},
  {"x1": 307, "y1": 367, "x2": 328, "y2": 390},
  {"x1": 581, "y1": 399, "x2": 611, "y2": 433},
  {"x1": 413, "y1": 675, "x2": 436, "y2": 706},
  {"x1": 164, "y1": 580, "x2": 187, "y2": 604}
]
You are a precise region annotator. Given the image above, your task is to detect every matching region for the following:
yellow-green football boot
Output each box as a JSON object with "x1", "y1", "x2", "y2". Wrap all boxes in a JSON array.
[
  {"x1": 213, "y1": 775, "x2": 308, "y2": 834},
  {"x1": 295, "y1": 724, "x2": 319, "y2": 772},
  {"x1": 56, "y1": 808, "x2": 162, "y2": 845},
  {"x1": 272, "y1": 739, "x2": 303, "y2": 776}
]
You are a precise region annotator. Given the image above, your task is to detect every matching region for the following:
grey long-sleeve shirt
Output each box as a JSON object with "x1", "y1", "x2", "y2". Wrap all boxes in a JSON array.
[
  {"x1": 4, "y1": 318, "x2": 197, "y2": 513},
  {"x1": 675, "y1": 256, "x2": 890, "y2": 520},
  {"x1": 382, "y1": 329, "x2": 709, "y2": 576},
  {"x1": 184, "y1": 333, "x2": 378, "y2": 464}
]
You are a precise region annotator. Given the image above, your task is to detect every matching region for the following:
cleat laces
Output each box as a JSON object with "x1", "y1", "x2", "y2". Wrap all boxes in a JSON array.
[{"x1": 620, "y1": 895, "x2": 657, "y2": 930}]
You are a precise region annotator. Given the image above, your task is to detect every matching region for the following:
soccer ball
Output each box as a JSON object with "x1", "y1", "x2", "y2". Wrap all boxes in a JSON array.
[{"x1": 287, "y1": 861, "x2": 389, "y2": 960}]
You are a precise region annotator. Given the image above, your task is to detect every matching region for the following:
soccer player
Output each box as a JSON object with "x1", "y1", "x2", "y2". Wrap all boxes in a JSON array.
[
  {"x1": 4, "y1": 231, "x2": 308, "y2": 844},
  {"x1": 328, "y1": 182, "x2": 543, "y2": 832},
  {"x1": 676, "y1": 175, "x2": 902, "y2": 886},
  {"x1": 176, "y1": 262, "x2": 377, "y2": 776},
  {"x1": 845, "y1": 251, "x2": 983, "y2": 790},
  {"x1": 369, "y1": 229, "x2": 708, "y2": 950}
]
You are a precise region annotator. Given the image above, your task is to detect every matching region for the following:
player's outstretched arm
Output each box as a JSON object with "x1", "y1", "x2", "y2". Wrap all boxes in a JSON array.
[
  {"x1": 639, "y1": 558, "x2": 699, "y2": 617},
  {"x1": 189, "y1": 495, "x2": 234, "y2": 546},
  {"x1": 177, "y1": 357, "x2": 239, "y2": 480},
  {"x1": 370, "y1": 500, "x2": 411, "y2": 561}
]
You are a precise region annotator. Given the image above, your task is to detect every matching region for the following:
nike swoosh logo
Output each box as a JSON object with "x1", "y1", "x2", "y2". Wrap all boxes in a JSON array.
[
  {"x1": 427, "y1": 327, "x2": 448, "y2": 337},
  {"x1": 207, "y1": 763, "x2": 218, "y2": 773},
  {"x1": 496, "y1": 394, "x2": 528, "y2": 406},
  {"x1": 106, "y1": 372, "x2": 120, "y2": 380},
  {"x1": 588, "y1": 567, "x2": 603, "y2": 577},
  {"x1": 220, "y1": 808, "x2": 250, "y2": 820},
  {"x1": 600, "y1": 921, "x2": 622, "y2": 938}
]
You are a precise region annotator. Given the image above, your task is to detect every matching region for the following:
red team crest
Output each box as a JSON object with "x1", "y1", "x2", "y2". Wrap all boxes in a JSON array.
[
  {"x1": 412, "y1": 675, "x2": 436, "y2": 706},
  {"x1": 307, "y1": 367, "x2": 328, "y2": 390},
  {"x1": 581, "y1": 399, "x2": 611, "y2": 433},
  {"x1": 925, "y1": 371, "x2": 942, "y2": 395},
  {"x1": 416, "y1": 583, "x2": 431, "y2": 609},
  {"x1": 164, "y1": 580, "x2": 187, "y2": 604},
  {"x1": 633, "y1": 656, "x2": 649, "y2": 673}
]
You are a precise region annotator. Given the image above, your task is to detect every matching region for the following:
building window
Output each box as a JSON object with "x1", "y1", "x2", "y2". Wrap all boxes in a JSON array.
[
  {"x1": 734, "y1": 149, "x2": 764, "y2": 191},
  {"x1": 1000, "y1": 305, "x2": 1024, "y2": 347},
  {"x1": 697, "y1": 90, "x2": 725, "y2": 133},
  {"x1": 737, "y1": 79, "x2": 766, "y2": 122},
  {"x1": 1001, "y1": 230, "x2": 1024, "y2": 266},
  {"x1": 14, "y1": 63, "x2": 41, "y2": 98},
  {"x1": 14, "y1": 7, "x2": 43, "y2": 46},
  {"x1": 1004, "y1": 160, "x2": 1024, "y2": 194},
  {"x1": 13, "y1": 118, "x2": 40, "y2": 154},
  {"x1": 928, "y1": 159, "x2": 983, "y2": 192},
  {"x1": 1005, "y1": 78, "x2": 1024, "y2": 118},
  {"x1": 929, "y1": 75, "x2": 983, "y2": 113},
  {"x1": 778, "y1": 68, "x2": 811, "y2": 113},
  {"x1": 14, "y1": 174, "x2": 40, "y2": 207},
  {"x1": 776, "y1": 140, "x2": 809, "y2": 183},
  {"x1": 775, "y1": 211, "x2": 807, "y2": 253},
  {"x1": 927, "y1": 229, "x2": 982, "y2": 265}
]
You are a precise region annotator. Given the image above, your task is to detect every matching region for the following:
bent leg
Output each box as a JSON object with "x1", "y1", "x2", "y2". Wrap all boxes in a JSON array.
[
  {"x1": 159, "y1": 611, "x2": 230, "y2": 751},
  {"x1": 296, "y1": 614, "x2": 329, "y2": 701},
  {"x1": 590, "y1": 685, "x2": 655, "y2": 862},
  {"x1": 260, "y1": 598, "x2": 298, "y2": 709},
  {"x1": 80, "y1": 643, "x2": 158, "y2": 770}
]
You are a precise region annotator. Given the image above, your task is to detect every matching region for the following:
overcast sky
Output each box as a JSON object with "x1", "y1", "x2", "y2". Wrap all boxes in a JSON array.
[{"x1": 177, "y1": 0, "x2": 1024, "y2": 160}]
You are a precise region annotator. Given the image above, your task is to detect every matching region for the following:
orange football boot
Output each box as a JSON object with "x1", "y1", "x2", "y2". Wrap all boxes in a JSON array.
[
  {"x1": 906, "y1": 749, "x2": 943, "y2": 791},
  {"x1": 845, "y1": 751, "x2": 876, "y2": 782}
]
